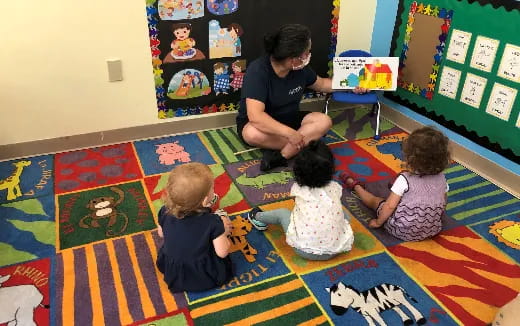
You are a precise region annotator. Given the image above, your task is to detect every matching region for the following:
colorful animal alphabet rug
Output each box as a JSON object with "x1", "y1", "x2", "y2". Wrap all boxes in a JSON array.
[{"x1": 1, "y1": 106, "x2": 520, "y2": 325}]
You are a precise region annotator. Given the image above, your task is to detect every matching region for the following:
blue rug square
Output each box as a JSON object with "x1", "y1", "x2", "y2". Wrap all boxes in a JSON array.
[{"x1": 301, "y1": 252, "x2": 458, "y2": 325}]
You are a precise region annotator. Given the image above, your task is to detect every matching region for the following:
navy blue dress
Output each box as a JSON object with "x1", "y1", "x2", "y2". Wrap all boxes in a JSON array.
[{"x1": 156, "y1": 207, "x2": 233, "y2": 293}]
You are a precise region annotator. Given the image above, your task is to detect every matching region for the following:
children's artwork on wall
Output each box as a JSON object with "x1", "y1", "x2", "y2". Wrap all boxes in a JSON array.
[
  {"x1": 460, "y1": 73, "x2": 487, "y2": 108},
  {"x1": 446, "y1": 29, "x2": 472, "y2": 64},
  {"x1": 163, "y1": 23, "x2": 206, "y2": 63},
  {"x1": 387, "y1": 0, "x2": 520, "y2": 161},
  {"x1": 207, "y1": 0, "x2": 238, "y2": 15},
  {"x1": 470, "y1": 36, "x2": 500, "y2": 73},
  {"x1": 332, "y1": 57, "x2": 399, "y2": 90},
  {"x1": 147, "y1": 0, "x2": 336, "y2": 119},
  {"x1": 158, "y1": 0, "x2": 204, "y2": 20},
  {"x1": 167, "y1": 69, "x2": 211, "y2": 99},
  {"x1": 209, "y1": 20, "x2": 243, "y2": 59},
  {"x1": 213, "y1": 62, "x2": 231, "y2": 95},
  {"x1": 230, "y1": 59, "x2": 246, "y2": 92},
  {"x1": 497, "y1": 43, "x2": 520, "y2": 83},
  {"x1": 437, "y1": 66, "x2": 461, "y2": 99},
  {"x1": 485, "y1": 82, "x2": 517, "y2": 121}
]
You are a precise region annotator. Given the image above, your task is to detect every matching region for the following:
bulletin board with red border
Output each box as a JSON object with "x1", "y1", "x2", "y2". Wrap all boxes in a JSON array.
[
  {"x1": 386, "y1": 0, "x2": 520, "y2": 163},
  {"x1": 145, "y1": 0, "x2": 339, "y2": 119}
]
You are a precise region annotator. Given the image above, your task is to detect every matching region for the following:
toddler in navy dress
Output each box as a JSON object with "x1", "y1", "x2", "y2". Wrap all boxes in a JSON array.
[
  {"x1": 156, "y1": 162, "x2": 233, "y2": 293},
  {"x1": 342, "y1": 126, "x2": 451, "y2": 241}
]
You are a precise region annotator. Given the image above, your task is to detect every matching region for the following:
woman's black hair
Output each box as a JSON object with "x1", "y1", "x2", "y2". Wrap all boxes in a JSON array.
[
  {"x1": 263, "y1": 24, "x2": 311, "y2": 61},
  {"x1": 293, "y1": 140, "x2": 335, "y2": 188}
]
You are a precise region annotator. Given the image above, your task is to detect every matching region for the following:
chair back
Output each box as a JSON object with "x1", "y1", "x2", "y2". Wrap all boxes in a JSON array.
[{"x1": 338, "y1": 50, "x2": 372, "y2": 58}]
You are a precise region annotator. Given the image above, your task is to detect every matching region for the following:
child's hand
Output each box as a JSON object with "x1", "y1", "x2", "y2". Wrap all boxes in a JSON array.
[
  {"x1": 220, "y1": 214, "x2": 233, "y2": 236},
  {"x1": 157, "y1": 225, "x2": 164, "y2": 238},
  {"x1": 368, "y1": 219, "x2": 383, "y2": 228}
]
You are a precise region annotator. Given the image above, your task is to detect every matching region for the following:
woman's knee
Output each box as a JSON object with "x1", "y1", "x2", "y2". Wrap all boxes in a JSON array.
[
  {"x1": 304, "y1": 112, "x2": 332, "y2": 130},
  {"x1": 320, "y1": 113, "x2": 333, "y2": 130},
  {"x1": 242, "y1": 124, "x2": 264, "y2": 145}
]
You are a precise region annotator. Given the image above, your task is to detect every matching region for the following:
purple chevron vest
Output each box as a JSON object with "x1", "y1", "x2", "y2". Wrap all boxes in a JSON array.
[{"x1": 385, "y1": 172, "x2": 446, "y2": 241}]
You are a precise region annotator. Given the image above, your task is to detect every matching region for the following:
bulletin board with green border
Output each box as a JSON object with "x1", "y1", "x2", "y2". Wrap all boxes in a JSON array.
[{"x1": 386, "y1": 0, "x2": 520, "y2": 162}]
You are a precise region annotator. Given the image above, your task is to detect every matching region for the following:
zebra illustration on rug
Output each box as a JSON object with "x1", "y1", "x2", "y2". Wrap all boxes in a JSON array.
[{"x1": 326, "y1": 282, "x2": 426, "y2": 326}]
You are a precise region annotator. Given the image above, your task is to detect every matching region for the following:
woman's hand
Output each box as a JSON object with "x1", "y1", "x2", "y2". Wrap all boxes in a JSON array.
[
  {"x1": 353, "y1": 86, "x2": 368, "y2": 94},
  {"x1": 287, "y1": 131, "x2": 305, "y2": 150}
]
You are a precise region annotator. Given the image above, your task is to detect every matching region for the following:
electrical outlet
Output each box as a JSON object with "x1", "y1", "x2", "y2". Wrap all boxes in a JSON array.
[{"x1": 107, "y1": 59, "x2": 123, "y2": 82}]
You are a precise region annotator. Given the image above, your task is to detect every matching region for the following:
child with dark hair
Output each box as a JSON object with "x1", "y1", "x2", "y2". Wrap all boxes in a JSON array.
[
  {"x1": 342, "y1": 126, "x2": 451, "y2": 241},
  {"x1": 227, "y1": 23, "x2": 243, "y2": 56},
  {"x1": 170, "y1": 23, "x2": 195, "y2": 58},
  {"x1": 156, "y1": 162, "x2": 233, "y2": 292},
  {"x1": 248, "y1": 140, "x2": 354, "y2": 260}
]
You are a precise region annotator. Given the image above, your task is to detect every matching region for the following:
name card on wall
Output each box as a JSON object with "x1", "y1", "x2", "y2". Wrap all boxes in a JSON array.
[
  {"x1": 446, "y1": 29, "x2": 472, "y2": 64},
  {"x1": 486, "y1": 82, "x2": 517, "y2": 121},
  {"x1": 460, "y1": 73, "x2": 487, "y2": 108},
  {"x1": 470, "y1": 36, "x2": 500, "y2": 72}
]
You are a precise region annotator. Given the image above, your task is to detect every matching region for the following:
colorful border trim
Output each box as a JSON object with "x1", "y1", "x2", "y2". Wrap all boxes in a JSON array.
[
  {"x1": 397, "y1": 1, "x2": 453, "y2": 100},
  {"x1": 145, "y1": 1, "x2": 239, "y2": 119},
  {"x1": 146, "y1": 1, "x2": 338, "y2": 116}
]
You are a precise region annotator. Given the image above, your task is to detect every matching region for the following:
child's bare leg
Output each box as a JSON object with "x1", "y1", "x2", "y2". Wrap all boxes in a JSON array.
[
  {"x1": 344, "y1": 177, "x2": 384, "y2": 210},
  {"x1": 353, "y1": 184, "x2": 385, "y2": 210}
]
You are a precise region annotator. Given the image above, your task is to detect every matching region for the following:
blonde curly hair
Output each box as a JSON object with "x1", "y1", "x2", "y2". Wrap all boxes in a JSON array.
[{"x1": 161, "y1": 162, "x2": 214, "y2": 218}]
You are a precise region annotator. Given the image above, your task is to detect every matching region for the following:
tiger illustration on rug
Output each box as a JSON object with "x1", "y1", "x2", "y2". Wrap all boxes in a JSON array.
[{"x1": 228, "y1": 215, "x2": 257, "y2": 263}]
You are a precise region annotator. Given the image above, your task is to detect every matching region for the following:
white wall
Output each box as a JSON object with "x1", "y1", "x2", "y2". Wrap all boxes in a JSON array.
[
  {"x1": 336, "y1": 0, "x2": 376, "y2": 55},
  {"x1": 0, "y1": 0, "x2": 377, "y2": 146},
  {"x1": 0, "y1": 0, "x2": 159, "y2": 146}
]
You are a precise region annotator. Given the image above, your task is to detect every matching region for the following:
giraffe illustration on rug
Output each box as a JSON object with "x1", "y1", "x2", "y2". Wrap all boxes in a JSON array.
[{"x1": 0, "y1": 160, "x2": 31, "y2": 201}]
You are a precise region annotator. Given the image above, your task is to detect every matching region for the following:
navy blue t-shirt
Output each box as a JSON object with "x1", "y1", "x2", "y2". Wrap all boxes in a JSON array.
[
  {"x1": 156, "y1": 207, "x2": 233, "y2": 292},
  {"x1": 237, "y1": 55, "x2": 317, "y2": 125}
]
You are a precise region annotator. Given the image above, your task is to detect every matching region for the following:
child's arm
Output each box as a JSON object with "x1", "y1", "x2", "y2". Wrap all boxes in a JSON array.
[
  {"x1": 213, "y1": 214, "x2": 232, "y2": 258},
  {"x1": 368, "y1": 192, "x2": 402, "y2": 228},
  {"x1": 213, "y1": 234, "x2": 230, "y2": 258},
  {"x1": 157, "y1": 207, "x2": 166, "y2": 237}
]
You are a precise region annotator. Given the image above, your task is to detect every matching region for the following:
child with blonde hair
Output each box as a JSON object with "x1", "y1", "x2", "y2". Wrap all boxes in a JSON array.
[
  {"x1": 341, "y1": 126, "x2": 451, "y2": 241},
  {"x1": 156, "y1": 162, "x2": 233, "y2": 292}
]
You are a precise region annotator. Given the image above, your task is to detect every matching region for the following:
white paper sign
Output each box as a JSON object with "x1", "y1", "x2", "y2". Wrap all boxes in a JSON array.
[
  {"x1": 497, "y1": 43, "x2": 520, "y2": 83},
  {"x1": 486, "y1": 83, "x2": 517, "y2": 121},
  {"x1": 460, "y1": 73, "x2": 487, "y2": 108},
  {"x1": 332, "y1": 57, "x2": 399, "y2": 91},
  {"x1": 446, "y1": 29, "x2": 472, "y2": 64},
  {"x1": 470, "y1": 36, "x2": 500, "y2": 72},
  {"x1": 438, "y1": 67, "x2": 461, "y2": 99},
  {"x1": 516, "y1": 112, "x2": 520, "y2": 128}
]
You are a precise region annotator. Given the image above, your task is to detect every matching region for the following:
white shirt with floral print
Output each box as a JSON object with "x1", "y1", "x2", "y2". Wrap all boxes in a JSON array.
[{"x1": 285, "y1": 181, "x2": 354, "y2": 255}]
